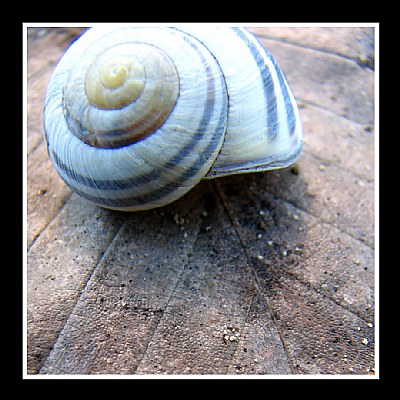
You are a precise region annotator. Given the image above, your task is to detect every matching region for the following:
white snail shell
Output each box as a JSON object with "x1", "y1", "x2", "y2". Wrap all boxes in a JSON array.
[{"x1": 43, "y1": 26, "x2": 303, "y2": 211}]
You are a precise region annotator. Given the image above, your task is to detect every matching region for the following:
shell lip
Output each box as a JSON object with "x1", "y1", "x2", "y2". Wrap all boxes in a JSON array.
[{"x1": 205, "y1": 139, "x2": 304, "y2": 179}]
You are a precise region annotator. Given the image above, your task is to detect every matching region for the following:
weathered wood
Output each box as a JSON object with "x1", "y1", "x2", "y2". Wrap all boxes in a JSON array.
[
  {"x1": 26, "y1": 26, "x2": 376, "y2": 376},
  {"x1": 27, "y1": 28, "x2": 88, "y2": 249}
]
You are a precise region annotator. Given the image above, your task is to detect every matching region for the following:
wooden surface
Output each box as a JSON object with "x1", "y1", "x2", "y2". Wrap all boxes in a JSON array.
[{"x1": 26, "y1": 26, "x2": 376, "y2": 376}]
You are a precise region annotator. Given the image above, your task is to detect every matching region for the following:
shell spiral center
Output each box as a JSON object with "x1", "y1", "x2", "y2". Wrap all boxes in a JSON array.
[
  {"x1": 85, "y1": 49, "x2": 146, "y2": 110},
  {"x1": 63, "y1": 42, "x2": 180, "y2": 148}
]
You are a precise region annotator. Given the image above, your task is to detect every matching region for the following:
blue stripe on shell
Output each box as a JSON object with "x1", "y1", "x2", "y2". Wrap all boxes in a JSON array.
[
  {"x1": 269, "y1": 53, "x2": 296, "y2": 137},
  {"x1": 231, "y1": 27, "x2": 278, "y2": 141},
  {"x1": 231, "y1": 27, "x2": 297, "y2": 139}
]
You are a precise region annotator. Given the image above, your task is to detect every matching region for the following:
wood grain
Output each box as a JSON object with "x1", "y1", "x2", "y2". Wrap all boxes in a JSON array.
[{"x1": 26, "y1": 26, "x2": 375, "y2": 376}]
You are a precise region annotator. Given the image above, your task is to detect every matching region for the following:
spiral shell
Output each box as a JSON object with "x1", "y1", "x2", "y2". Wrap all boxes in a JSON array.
[{"x1": 43, "y1": 26, "x2": 303, "y2": 211}]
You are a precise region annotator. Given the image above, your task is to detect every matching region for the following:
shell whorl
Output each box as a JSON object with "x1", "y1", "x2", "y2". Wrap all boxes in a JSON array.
[
  {"x1": 63, "y1": 42, "x2": 180, "y2": 148},
  {"x1": 43, "y1": 26, "x2": 303, "y2": 211}
]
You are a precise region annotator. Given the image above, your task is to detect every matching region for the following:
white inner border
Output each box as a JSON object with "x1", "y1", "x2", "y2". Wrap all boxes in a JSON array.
[{"x1": 23, "y1": 22, "x2": 379, "y2": 380}]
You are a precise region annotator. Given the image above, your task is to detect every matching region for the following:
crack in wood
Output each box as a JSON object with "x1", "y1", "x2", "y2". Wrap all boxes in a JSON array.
[
  {"x1": 213, "y1": 181, "x2": 295, "y2": 373},
  {"x1": 130, "y1": 224, "x2": 203, "y2": 374},
  {"x1": 298, "y1": 97, "x2": 375, "y2": 127},
  {"x1": 27, "y1": 191, "x2": 73, "y2": 252},
  {"x1": 37, "y1": 215, "x2": 129, "y2": 373},
  {"x1": 263, "y1": 177, "x2": 374, "y2": 252},
  {"x1": 259, "y1": 34, "x2": 374, "y2": 70}
]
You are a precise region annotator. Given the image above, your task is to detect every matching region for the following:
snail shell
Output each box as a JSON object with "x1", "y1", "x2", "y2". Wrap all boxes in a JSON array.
[{"x1": 43, "y1": 26, "x2": 303, "y2": 211}]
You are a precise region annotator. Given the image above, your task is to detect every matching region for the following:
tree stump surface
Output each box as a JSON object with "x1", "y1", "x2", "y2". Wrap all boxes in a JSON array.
[{"x1": 26, "y1": 26, "x2": 376, "y2": 376}]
